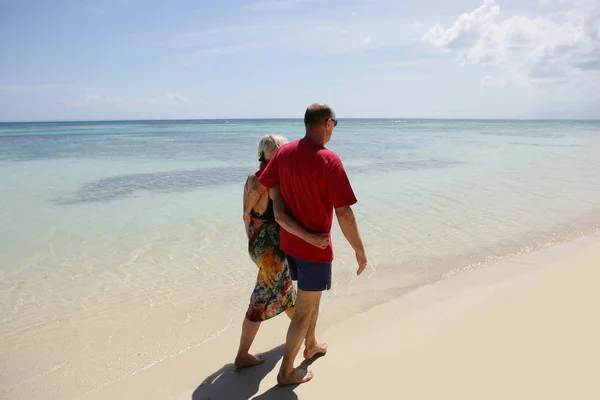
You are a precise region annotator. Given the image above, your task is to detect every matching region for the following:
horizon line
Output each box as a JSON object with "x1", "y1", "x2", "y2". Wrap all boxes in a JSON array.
[{"x1": 2, "y1": 117, "x2": 600, "y2": 124}]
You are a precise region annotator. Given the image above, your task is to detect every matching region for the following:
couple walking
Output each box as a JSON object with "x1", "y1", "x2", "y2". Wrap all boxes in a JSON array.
[{"x1": 237, "y1": 102, "x2": 367, "y2": 386}]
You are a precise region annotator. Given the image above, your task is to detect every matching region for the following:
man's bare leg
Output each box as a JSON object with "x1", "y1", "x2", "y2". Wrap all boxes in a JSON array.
[
  {"x1": 235, "y1": 317, "x2": 264, "y2": 367},
  {"x1": 303, "y1": 293, "x2": 327, "y2": 359},
  {"x1": 277, "y1": 290, "x2": 319, "y2": 386}
]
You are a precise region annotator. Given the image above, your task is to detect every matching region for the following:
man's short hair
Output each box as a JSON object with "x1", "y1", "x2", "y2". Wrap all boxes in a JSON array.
[{"x1": 304, "y1": 103, "x2": 333, "y2": 126}]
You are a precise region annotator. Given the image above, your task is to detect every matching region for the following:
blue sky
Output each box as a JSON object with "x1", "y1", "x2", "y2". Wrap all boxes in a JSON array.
[{"x1": 1, "y1": 0, "x2": 599, "y2": 120}]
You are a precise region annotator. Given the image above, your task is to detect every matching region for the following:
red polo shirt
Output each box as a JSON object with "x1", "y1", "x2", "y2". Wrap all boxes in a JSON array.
[{"x1": 258, "y1": 138, "x2": 357, "y2": 262}]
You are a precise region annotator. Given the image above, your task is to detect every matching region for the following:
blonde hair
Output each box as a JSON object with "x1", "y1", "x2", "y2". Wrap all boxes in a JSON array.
[{"x1": 257, "y1": 134, "x2": 288, "y2": 163}]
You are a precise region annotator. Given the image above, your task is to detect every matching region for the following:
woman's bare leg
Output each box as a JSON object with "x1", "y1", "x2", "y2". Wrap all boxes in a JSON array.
[{"x1": 235, "y1": 317, "x2": 264, "y2": 367}]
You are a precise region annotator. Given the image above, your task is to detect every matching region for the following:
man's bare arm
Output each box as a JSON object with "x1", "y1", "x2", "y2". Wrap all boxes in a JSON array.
[
  {"x1": 270, "y1": 184, "x2": 329, "y2": 249},
  {"x1": 335, "y1": 205, "x2": 367, "y2": 275}
]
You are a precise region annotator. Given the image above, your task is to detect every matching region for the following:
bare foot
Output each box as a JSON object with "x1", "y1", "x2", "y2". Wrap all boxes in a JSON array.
[
  {"x1": 303, "y1": 342, "x2": 328, "y2": 359},
  {"x1": 277, "y1": 368, "x2": 314, "y2": 386},
  {"x1": 234, "y1": 353, "x2": 264, "y2": 368}
]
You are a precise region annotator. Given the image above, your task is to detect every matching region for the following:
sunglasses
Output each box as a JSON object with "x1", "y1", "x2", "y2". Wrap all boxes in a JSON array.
[{"x1": 329, "y1": 118, "x2": 338, "y2": 127}]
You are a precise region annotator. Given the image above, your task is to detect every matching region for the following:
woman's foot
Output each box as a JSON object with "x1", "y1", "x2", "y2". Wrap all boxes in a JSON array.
[
  {"x1": 234, "y1": 353, "x2": 265, "y2": 368},
  {"x1": 303, "y1": 342, "x2": 328, "y2": 359},
  {"x1": 277, "y1": 368, "x2": 314, "y2": 386}
]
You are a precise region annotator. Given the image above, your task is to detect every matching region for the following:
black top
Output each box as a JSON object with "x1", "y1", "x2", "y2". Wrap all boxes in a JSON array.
[
  {"x1": 252, "y1": 164, "x2": 275, "y2": 222},
  {"x1": 251, "y1": 197, "x2": 275, "y2": 221}
]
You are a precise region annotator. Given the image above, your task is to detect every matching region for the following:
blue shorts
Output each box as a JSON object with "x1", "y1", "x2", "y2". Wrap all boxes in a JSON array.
[{"x1": 286, "y1": 255, "x2": 332, "y2": 292}]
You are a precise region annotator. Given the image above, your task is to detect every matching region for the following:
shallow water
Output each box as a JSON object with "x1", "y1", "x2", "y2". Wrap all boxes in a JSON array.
[{"x1": 1, "y1": 119, "x2": 599, "y2": 397}]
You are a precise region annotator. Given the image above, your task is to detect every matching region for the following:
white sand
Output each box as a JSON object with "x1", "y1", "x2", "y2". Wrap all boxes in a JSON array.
[{"x1": 70, "y1": 233, "x2": 600, "y2": 399}]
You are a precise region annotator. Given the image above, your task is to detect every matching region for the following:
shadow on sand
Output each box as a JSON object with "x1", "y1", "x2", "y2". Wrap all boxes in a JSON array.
[{"x1": 192, "y1": 345, "x2": 320, "y2": 400}]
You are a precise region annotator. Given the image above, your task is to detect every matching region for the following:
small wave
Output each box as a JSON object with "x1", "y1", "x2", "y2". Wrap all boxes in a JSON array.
[
  {"x1": 11, "y1": 362, "x2": 66, "y2": 389},
  {"x1": 440, "y1": 227, "x2": 599, "y2": 281},
  {"x1": 131, "y1": 318, "x2": 234, "y2": 376},
  {"x1": 75, "y1": 319, "x2": 234, "y2": 400}
]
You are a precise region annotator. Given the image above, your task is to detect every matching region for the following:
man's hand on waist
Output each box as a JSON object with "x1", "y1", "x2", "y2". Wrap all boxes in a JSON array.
[{"x1": 303, "y1": 232, "x2": 330, "y2": 249}]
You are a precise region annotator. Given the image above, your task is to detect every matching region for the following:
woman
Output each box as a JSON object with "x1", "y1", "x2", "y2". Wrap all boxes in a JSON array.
[{"x1": 236, "y1": 134, "x2": 328, "y2": 367}]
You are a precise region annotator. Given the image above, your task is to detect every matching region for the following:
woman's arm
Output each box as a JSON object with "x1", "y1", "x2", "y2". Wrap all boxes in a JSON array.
[
  {"x1": 270, "y1": 184, "x2": 329, "y2": 249},
  {"x1": 242, "y1": 174, "x2": 255, "y2": 239},
  {"x1": 244, "y1": 174, "x2": 267, "y2": 217}
]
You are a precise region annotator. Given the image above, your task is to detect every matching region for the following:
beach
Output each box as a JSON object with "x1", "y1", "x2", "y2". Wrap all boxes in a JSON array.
[
  {"x1": 76, "y1": 232, "x2": 600, "y2": 400},
  {"x1": 1, "y1": 119, "x2": 599, "y2": 399},
  {"x1": 3, "y1": 0, "x2": 600, "y2": 396}
]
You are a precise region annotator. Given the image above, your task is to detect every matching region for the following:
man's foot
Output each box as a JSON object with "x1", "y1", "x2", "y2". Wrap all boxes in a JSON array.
[
  {"x1": 277, "y1": 368, "x2": 314, "y2": 386},
  {"x1": 234, "y1": 353, "x2": 264, "y2": 368},
  {"x1": 303, "y1": 342, "x2": 328, "y2": 359}
]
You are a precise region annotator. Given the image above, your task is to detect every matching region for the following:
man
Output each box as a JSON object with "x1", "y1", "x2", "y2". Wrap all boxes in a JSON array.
[{"x1": 244, "y1": 102, "x2": 367, "y2": 386}]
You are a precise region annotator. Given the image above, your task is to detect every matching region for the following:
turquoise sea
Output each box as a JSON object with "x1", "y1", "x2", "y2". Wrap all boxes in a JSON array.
[{"x1": 1, "y1": 119, "x2": 600, "y2": 398}]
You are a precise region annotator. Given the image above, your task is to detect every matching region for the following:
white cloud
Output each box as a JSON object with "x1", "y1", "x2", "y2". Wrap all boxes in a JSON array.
[
  {"x1": 85, "y1": 4, "x2": 104, "y2": 14},
  {"x1": 372, "y1": 59, "x2": 434, "y2": 69},
  {"x1": 0, "y1": 83, "x2": 89, "y2": 94},
  {"x1": 244, "y1": 0, "x2": 345, "y2": 11},
  {"x1": 180, "y1": 41, "x2": 273, "y2": 62},
  {"x1": 421, "y1": 0, "x2": 600, "y2": 82},
  {"x1": 66, "y1": 93, "x2": 123, "y2": 108},
  {"x1": 154, "y1": 10, "x2": 420, "y2": 62},
  {"x1": 135, "y1": 1, "x2": 498, "y2": 61},
  {"x1": 287, "y1": 18, "x2": 418, "y2": 53},
  {"x1": 140, "y1": 92, "x2": 195, "y2": 105},
  {"x1": 67, "y1": 92, "x2": 201, "y2": 108},
  {"x1": 52, "y1": 92, "x2": 206, "y2": 120}
]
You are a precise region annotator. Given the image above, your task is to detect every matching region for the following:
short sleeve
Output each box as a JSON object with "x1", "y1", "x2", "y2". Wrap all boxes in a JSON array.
[
  {"x1": 257, "y1": 152, "x2": 279, "y2": 189},
  {"x1": 326, "y1": 157, "x2": 357, "y2": 208}
]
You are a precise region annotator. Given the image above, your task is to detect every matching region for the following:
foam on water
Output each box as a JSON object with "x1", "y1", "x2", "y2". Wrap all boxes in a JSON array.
[{"x1": 1, "y1": 119, "x2": 599, "y2": 398}]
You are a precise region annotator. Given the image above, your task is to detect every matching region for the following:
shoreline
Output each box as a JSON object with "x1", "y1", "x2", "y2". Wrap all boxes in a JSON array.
[
  {"x1": 2, "y1": 117, "x2": 600, "y2": 400},
  {"x1": 72, "y1": 231, "x2": 600, "y2": 400},
  {"x1": 6, "y1": 224, "x2": 596, "y2": 400}
]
